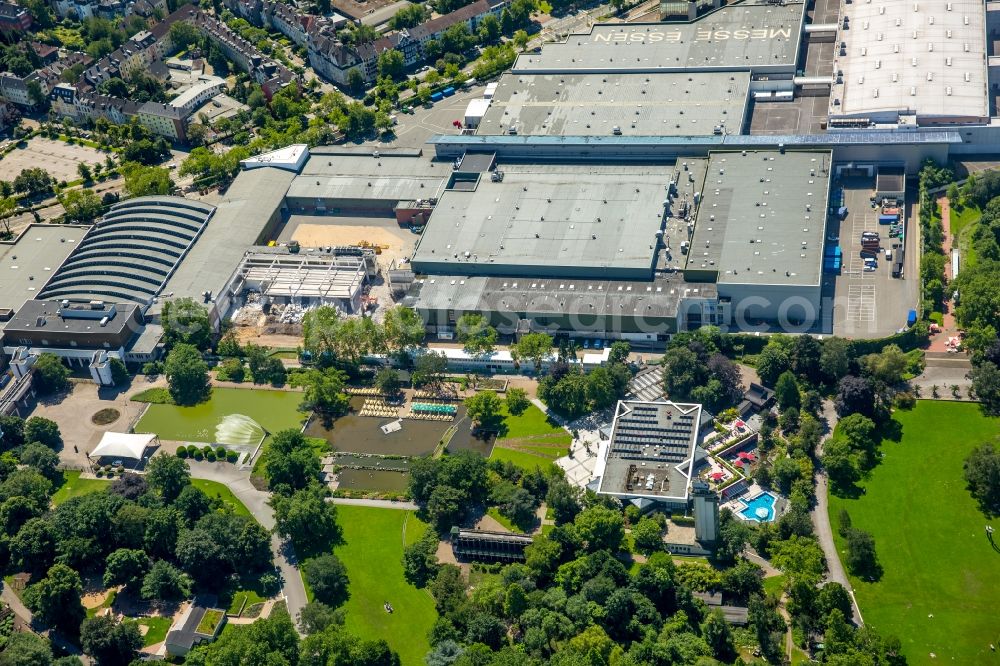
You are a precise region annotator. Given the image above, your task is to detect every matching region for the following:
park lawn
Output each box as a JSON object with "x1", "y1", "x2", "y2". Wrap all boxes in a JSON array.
[
  {"x1": 334, "y1": 506, "x2": 436, "y2": 666},
  {"x1": 190, "y1": 479, "x2": 252, "y2": 519},
  {"x1": 762, "y1": 574, "x2": 787, "y2": 598},
  {"x1": 828, "y1": 401, "x2": 1000, "y2": 665},
  {"x1": 950, "y1": 203, "x2": 982, "y2": 267},
  {"x1": 485, "y1": 507, "x2": 518, "y2": 532},
  {"x1": 52, "y1": 471, "x2": 110, "y2": 506},
  {"x1": 497, "y1": 403, "x2": 569, "y2": 441},
  {"x1": 224, "y1": 588, "x2": 267, "y2": 615},
  {"x1": 136, "y1": 616, "x2": 172, "y2": 646},
  {"x1": 489, "y1": 445, "x2": 560, "y2": 473}
]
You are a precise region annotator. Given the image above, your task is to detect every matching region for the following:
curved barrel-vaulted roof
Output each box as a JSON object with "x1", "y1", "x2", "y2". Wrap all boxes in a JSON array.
[{"x1": 39, "y1": 197, "x2": 216, "y2": 306}]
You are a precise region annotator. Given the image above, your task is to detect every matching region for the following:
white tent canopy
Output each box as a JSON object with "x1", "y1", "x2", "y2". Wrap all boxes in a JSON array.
[{"x1": 91, "y1": 432, "x2": 157, "y2": 460}]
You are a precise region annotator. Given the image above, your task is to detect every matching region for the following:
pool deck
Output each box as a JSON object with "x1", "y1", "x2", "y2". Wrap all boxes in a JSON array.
[{"x1": 724, "y1": 483, "x2": 785, "y2": 523}]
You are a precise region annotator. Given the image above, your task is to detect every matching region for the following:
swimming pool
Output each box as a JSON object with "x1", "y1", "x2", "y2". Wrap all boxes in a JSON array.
[{"x1": 739, "y1": 491, "x2": 777, "y2": 522}]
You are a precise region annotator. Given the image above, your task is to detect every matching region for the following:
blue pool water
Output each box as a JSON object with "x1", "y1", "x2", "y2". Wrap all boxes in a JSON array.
[{"x1": 739, "y1": 492, "x2": 777, "y2": 522}]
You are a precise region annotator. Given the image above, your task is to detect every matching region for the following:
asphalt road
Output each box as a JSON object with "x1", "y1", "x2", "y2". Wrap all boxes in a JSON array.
[
  {"x1": 811, "y1": 400, "x2": 865, "y2": 626},
  {"x1": 187, "y1": 463, "x2": 309, "y2": 631}
]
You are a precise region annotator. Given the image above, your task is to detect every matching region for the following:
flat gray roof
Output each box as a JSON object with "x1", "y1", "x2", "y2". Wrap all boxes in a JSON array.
[
  {"x1": 411, "y1": 164, "x2": 670, "y2": 279},
  {"x1": 5, "y1": 299, "x2": 141, "y2": 337},
  {"x1": 406, "y1": 273, "x2": 716, "y2": 322},
  {"x1": 151, "y1": 167, "x2": 295, "y2": 318},
  {"x1": 301, "y1": 148, "x2": 449, "y2": 178},
  {"x1": 285, "y1": 175, "x2": 447, "y2": 204},
  {"x1": 476, "y1": 71, "x2": 749, "y2": 137},
  {"x1": 513, "y1": 2, "x2": 805, "y2": 75},
  {"x1": 829, "y1": 0, "x2": 988, "y2": 123},
  {"x1": 687, "y1": 150, "x2": 830, "y2": 287},
  {"x1": 0, "y1": 224, "x2": 89, "y2": 309},
  {"x1": 596, "y1": 400, "x2": 701, "y2": 503}
]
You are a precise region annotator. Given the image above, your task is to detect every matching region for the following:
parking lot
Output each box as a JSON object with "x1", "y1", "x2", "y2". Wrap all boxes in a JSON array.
[
  {"x1": 0, "y1": 137, "x2": 109, "y2": 183},
  {"x1": 372, "y1": 84, "x2": 488, "y2": 151},
  {"x1": 824, "y1": 176, "x2": 919, "y2": 338}
]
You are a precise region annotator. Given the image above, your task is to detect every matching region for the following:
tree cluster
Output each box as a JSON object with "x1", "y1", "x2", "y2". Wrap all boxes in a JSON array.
[{"x1": 537, "y1": 342, "x2": 633, "y2": 418}]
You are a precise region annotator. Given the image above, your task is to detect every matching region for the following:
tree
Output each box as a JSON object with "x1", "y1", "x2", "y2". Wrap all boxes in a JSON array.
[
  {"x1": 820, "y1": 337, "x2": 852, "y2": 383},
  {"x1": 464, "y1": 391, "x2": 502, "y2": 429},
  {"x1": 24, "y1": 563, "x2": 85, "y2": 634},
  {"x1": 290, "y1": 368, "x2": 350, "y2": 417},
  {"x1": 19, "y1": 442, "x2": 59, "y2": 480},
  {"x1": 10, "y1": 516, "x2": 56, "y2": 572},
  {"x1": 145, "y1": 451, "x2": 190, "y2": 502},
  {"x1": 573, "y1": 506, "x2": 624, "y2": 553},
  {"x1": 303, "y1": 554, "x2": 350, "y2": 607},
  {"x1": 194, "y1": 608, "x2": 300, "y2": 665},
  {"x1": 263, "y1": 429, "x2": 321, "y2": 494},
  {"x1": 456, "y1": 313, "x2": 497, "y2": 356},
  {"x1": 80, "y1": 615, "x2": 141, "y2": 666},
  {"x1": 963, "y1": 441, "x2": 1000, "y2": 516},
  {"x1": 381, "y1": 305, "x2": 425, "y2": 355},
  {"x1": 374, "y1": 368, "x2": 401, "y2": 397},
  {"x1": 631, "y1": 516, "x2": 664, "y2": 554},
  {"x1": 510, "y1": 332, "x2": 553, "y2": 372},
  {"x1": 513, "y1": 29, "x2": 530, "y2": 52},
  {"x1": 376, "y1": 49, "x2": 405, "y2": 79},
  {"x1": 545, "y1": 479, "x2": 581, "y2": 525},
  {"x1": 0, "y1": 633, "x2": 53, "y2": 665},
  {"x1": 970, "y1": 361, "x2": 1000, "y2": 416},
  {"x1": 121, "y1": 162, "x2": 173, "y2": 197},
  {"x1": 505, "y1": 387, "x2": 530, "y2": 416},
  {"x1": 164, "y1": 343, "x2": 210, "y2": 406},
  {"x1": 31, "y1": 354, "x2": 70, "y2": 395},
  {"x1": 822, "y1": 438, "x2": 860, "y2": 490},
  {"x1": 103, "y1": 548, "x2": 148, "y2": 589},
  {"x1": 702, "y1": 609, "x2": 737, "y2": 662},
  {"x1": 346, "y1": 68, "x2": 365, "y2": 96},
  {"x1": 109, "y1": 357, "x2": 128, "y2": 386},
  {"x1": 140, "y1": 559, "x2": 190, "y2": 601},
  {"x1": 0, "y1": 415, "x2": 25, "y2": 450},
  {"x1": 662, "y1": 346, "x2": 706, "y2": 401},
  {"x1": 271, "y1": 484, "x2": 341, "y2": 557},
  {"x1": 412, "y1": 352, "x2": 447, "y2": 387},
  {"x1": 756, "y1": 340, "x2": 792, "y2": 386},
  {"x1": 161, "y1": 298, "x2": 212, "y2": 351},
  {"x1": 297, "y1": 601, "x2": 344, "y2": 635},
  {"x1": 174, "y1": 484, "x2": 212, "y2": 524},
  {"x1": 426, "y1": 484, "x2": 466, "y2": 532},
  {"x1": 25, "y1": 416, "x2": 62, "y2": 449},
  {"x1": 60, "y1": 188, "x2": 103, "y2": 223},
  {"x1": 835, "y1": 375, "x2": 880, "y2": 420},
  {"x1": 844, "y1": 528, "x2": 881, "y2": 580},
  {"x1": 860, "y1": 344, "x2": 908, "y2": 386},
  {"x1": 402, "y1": 528, "x2": 439, "y2": 587},
  {"x1": 775, "y1": 371, "x2": 800, "y2": 410}
]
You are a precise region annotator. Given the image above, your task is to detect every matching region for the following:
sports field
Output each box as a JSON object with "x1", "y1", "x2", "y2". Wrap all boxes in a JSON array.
[
  {"x1": 333, "y1": 506, "x2": 436, "y2": 665},
  {"x1": 828, "y1": 401, "x2": 1000, "y2": 665}
]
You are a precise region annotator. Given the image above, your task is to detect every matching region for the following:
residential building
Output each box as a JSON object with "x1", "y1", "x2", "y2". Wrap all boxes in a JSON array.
[
  {"x1": 0, "y1": 2, "x2": 32, "y2": 33},
  {"x1": 136, "y1": 101, "x2": 186, "y2": 140}
]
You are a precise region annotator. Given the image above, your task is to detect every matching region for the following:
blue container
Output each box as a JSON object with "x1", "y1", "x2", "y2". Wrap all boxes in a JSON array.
[
  {"x1": 879, "y1": 214, "x2": 897, "y2": 225},
  {"x1": 430, "y1": 92, "x2": 443, "y2": 102},
  {"x1": 907, "y1": 309, "x2": 917, "y2": 326},
  {"x1": 442, "y1": 86, "x2": 455, "y2": 96}
]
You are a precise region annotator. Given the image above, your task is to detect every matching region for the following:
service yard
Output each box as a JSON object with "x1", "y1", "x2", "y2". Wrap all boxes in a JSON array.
[{"x1": 825, "y1": 176, "x2": 919, "y2": 338}]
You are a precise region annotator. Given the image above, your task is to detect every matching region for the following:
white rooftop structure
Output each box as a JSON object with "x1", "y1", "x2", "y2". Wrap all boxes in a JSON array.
[
  {"x1": 240, "y1": 144, "x2": 310, "y2": 173},
  {"x1": 91, "y1": 432, "x2": 157, "y2": 460},
  {"x1": 829, "y1": 0, "x2": 989, "y2": 125}
]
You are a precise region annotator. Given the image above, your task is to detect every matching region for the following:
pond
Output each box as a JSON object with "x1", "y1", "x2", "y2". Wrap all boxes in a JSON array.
[
  {"x1": 307, "y1": 397, "x2": 494, "y2": 458},
  {"x1": 335, "y1": 468, "x2": 410, "y2": 493},
  {"x1": 134, "y1": 388, "x2": 308, "y2": 445}
]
